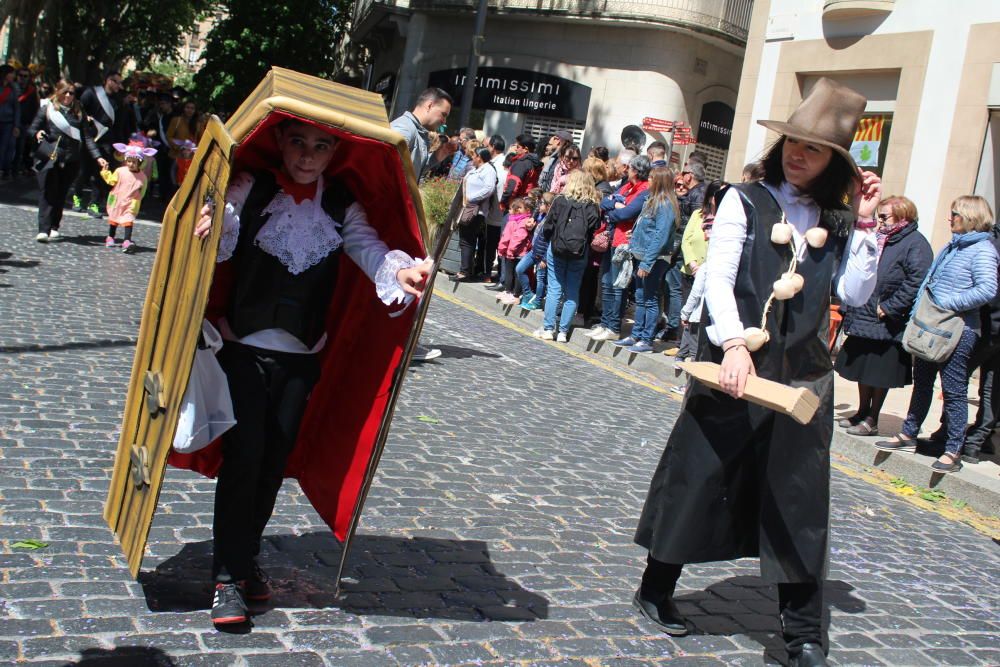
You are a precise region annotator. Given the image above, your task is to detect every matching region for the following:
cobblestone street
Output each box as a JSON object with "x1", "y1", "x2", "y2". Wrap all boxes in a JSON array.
[{"x1": 0, "y1": 206, "x2": 998, "y2": 666}]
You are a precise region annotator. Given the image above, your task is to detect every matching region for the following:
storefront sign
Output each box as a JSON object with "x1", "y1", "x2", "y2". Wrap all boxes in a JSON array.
[
  {"x1": 427, "y1": 67, "x2": 591, "y2": 121},
  {"x1": 697, "y1": 101, "x2": 734, "y2": 149},
  {"x1": 643, "y1": 117, "x2": 674, "y2": 132}
]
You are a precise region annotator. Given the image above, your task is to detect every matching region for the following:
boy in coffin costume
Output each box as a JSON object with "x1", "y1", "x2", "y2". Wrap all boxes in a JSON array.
[{"x1": 190, "y1": 117, "x2": 432, "y2": 627}]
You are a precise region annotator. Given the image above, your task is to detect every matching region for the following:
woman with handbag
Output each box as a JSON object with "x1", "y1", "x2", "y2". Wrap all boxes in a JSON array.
[
  {"x1": 28, "y1": 81, "x2": 108, "y2": 242},
  {"x1": 450, "y1": 147, "x2": 497, "y2": 282},
  {"x1": 875, "y1": 196, "x2": 997, "y2": 472},
  {"x1": 835, "y1": 196, "x2": 932, "y2": 436},
  {"x1": 587, "y1": 155, "x2": 651, "y2": 341},
  {"x1": 611, "y1": 166, "x2": 678, "y2": 353},
  {"x1": 633, "y1": 78, "x2": 882, "y2": 667}
]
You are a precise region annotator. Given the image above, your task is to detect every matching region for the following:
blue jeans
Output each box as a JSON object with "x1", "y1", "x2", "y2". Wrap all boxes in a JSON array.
[
  {"x1": 516, "y1": 253, "x2": 546, "y2": 300},
  {"x1": 632, "y1": 259, "x2": 669, "y2": 342},
  {"x1": 902, "y1": 326, "x2": 978, "y2": 456},
  {"x1": 543, "y1": 248, "x2": 587, "y2": 333},
  {"x1": 664, "y1": 263, "x2": 683, "y2": 331},
  {"x1": 599, "y1": 249, "x2": 626, "y2": 334}
]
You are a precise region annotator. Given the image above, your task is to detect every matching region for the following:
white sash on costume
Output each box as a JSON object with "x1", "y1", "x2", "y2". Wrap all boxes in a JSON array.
[
  {"x1": 46, "y1": 105, "x2": 80, "y2": 142},
  {"x1": 93, "y1": 85, "x2": 115, "y2": 141}
]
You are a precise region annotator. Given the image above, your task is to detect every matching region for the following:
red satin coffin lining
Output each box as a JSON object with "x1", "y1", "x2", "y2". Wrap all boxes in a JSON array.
[{"x1": 167, "y1": 110, "x2": 425, "y2": 542}]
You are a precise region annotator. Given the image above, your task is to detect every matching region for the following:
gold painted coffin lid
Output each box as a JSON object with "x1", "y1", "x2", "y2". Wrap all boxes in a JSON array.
[{"x1": 105, "y1": 68, "x2": 448, "y2": 584}]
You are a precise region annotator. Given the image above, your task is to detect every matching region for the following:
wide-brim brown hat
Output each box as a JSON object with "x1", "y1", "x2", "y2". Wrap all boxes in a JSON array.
[{"x1": 758, "y1": 77, "x2": 867, "y2": 176}]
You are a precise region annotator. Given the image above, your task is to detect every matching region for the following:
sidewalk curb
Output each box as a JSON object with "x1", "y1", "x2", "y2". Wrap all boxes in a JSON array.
[
  {"x1": 435, "y1": 276, "x2": 1000, "y2": 519},
  {"x1": 434, "y1": 279, "x2": 683, "y2": 385},
  {"x1": 831, "y1": 431, "x2": 1000, "y2": 517}
]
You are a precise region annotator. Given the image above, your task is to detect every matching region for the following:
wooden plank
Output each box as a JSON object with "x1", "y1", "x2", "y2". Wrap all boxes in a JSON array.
[
  {"x1": 677, "y1": 361, "x2": 820, "y2": 425},
  {"x1": 104, "y1": 117, "x2": 235, "y2": 577}
]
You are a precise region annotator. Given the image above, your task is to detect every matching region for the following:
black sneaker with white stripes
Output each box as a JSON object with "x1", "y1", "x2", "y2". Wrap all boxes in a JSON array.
[
  {"x1": 244, "y1": 562, "x2": 272, "y2": 601},
  {"x1": 211, "y1": 582, "x2": 248, "y2": 626}
]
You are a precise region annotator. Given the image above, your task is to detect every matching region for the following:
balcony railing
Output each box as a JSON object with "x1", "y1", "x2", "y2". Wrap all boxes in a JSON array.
[{"x1": 353, "y1": 0, "x2": 753, "y2": 46}]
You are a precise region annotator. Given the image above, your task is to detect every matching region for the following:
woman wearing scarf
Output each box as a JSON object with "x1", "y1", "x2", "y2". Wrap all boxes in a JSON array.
[
  {"x1": 548, "y1": 142, "x2": 582, "y2": 194},
  {"x1": 876, "y1": 196, "x2": 998, "y2": 472},
  {"x1": 835, "y1": 196, "x2": 932, "y2": 435},
  {"x1": 28, "y1": 81, "x2": 108, "y2": 242},
  {"x1": 633, "y1": 79, "x2": 882, "y2": 667}
]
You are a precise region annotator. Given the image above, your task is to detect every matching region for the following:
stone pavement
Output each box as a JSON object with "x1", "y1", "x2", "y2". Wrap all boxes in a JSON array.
[{"x1": 0, "y1": 205, "x2": 998, "y2": 666}]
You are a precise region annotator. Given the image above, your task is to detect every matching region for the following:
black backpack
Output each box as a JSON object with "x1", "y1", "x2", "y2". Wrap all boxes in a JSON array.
[{"x1": 549, "y1": 196, "x2": 590, "y2": 259}]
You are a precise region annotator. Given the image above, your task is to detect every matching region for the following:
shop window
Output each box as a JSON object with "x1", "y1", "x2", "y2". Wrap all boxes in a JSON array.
[
  {"x1": 849, "y1": 114, "x2": 892, "y2": 177},
  {"x1": 521, "y1": 116, "x2": 586, "y2": 148}
]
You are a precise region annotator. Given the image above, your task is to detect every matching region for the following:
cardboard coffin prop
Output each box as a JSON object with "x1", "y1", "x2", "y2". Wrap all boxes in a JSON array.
[{"x1": 104, "y1": 68, "x2": 449, "y2": 588}]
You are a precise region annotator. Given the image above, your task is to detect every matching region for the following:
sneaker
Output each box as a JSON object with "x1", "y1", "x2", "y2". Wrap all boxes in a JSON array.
[
  {"x1": 592, "y1": 329, "x2": 619, "y2": 342},
  {"x1": 105, "y1": 236, "x2": 117, "y2": 248},
  {"x1": 669, "y1": 385, "x2": 686, "y2": 396},
  {"x1": 210, "y1": 582, "x2": 248, "y2": 626},
  {"x1": 121, "y1": 240, "x2": 136, "y2": 254},
  {"x1": 628, "y1": 341, "x2": 654, "y2": 353},
  {"x1": 244, "y1": 563, "x2": 272, "y2": 601},
  {"x1": 874, "y1": 434, "x2": 917, "y2": 452},
  {"x1": 87, "y1": 203, "x2": 102, "y2": 218},
  {"x1": 411, "y1": 344, "x2": 442, "y2": 362},
  {"x1": 532, "y1": 328, "x2": 554, "y2": 341},
  {"x1": 612, "y1": 336, "x2": 637, "y2": 347},
  {"x1": 71, "y1": 195, "x2": 84, "y2": 212},
  {"x1": 520, "y1": 300, "x2": 539, "y2": 311},
  {"x1": 35, "y1": 232, "x2": 48, "y2": 243},
  {"x1": 520, "y1": 291, "x2": 535, "y2": 305},
  {"x1": 484, "y1": 283, "x2": 504, "y2": 291},
  {"x1": 499, "y1": 292, "x2": 519, "y2": 305},
  {"x1": 556, "y1": 331, "x2": 568, "y2": 343},
  {"x1": 583, "y1": 326, "x2": 607, "y2": 338},
  {"x1": 48, "y1": 229, "x2": 60, "y2": 240}
]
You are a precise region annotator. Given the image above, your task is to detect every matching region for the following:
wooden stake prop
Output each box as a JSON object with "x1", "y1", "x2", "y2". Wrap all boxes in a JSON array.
[{"x1": 677, "y1": 361, "x2": 820, "y2": 425}]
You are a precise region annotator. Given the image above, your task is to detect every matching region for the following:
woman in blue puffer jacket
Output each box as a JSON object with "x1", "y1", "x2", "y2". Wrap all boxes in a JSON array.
[
  {"x1": 611, "y1": 166, "x2": 678, "y2": 353},
  {"x1": 876, "y1": 196, "x2": 998, "y2": 472}
]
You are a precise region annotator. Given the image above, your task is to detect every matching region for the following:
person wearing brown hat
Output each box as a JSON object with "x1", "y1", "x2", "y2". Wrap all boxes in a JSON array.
[{"x1": 632, "y1": 78, "x2": 883, "y2": 667}]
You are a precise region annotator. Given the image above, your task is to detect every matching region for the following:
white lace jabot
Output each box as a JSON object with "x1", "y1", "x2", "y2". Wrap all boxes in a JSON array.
[{"x1": 254, "y1": 175, "x2": 343, "y2": 275}]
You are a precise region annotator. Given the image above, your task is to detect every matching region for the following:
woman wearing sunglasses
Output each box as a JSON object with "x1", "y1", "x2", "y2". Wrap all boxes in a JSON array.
[
  {"x1": 549, "y1": 142, "x2": 582, "y2": 195},
  {"x1": 28, "y1": 81, "x2": 108, "y2": 242}
]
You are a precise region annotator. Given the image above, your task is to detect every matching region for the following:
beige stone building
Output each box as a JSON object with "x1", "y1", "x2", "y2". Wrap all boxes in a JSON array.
[
  {"x1": 350, "y1": 0, "x2": 753, "y2": 179},
  {"x1": 727, "y1": 0, "x2": 1000, "y2": 248}
]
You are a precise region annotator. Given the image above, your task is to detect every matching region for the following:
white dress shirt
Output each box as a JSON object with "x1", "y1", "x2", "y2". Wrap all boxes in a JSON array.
[{"x1": 703, "y1": 181, "x2": 878, "y2": 346}]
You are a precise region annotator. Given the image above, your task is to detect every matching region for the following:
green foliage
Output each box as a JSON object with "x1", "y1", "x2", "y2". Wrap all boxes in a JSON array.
[
  {"x1": 55, "y1": 0, "x2": 214, "y2": 83},
  {"x1": 148, "y1": 60, "x2": 196, "y2": 93},
  {"x1": 193, "y1": 0, "x2": 353, "y2": 112}
]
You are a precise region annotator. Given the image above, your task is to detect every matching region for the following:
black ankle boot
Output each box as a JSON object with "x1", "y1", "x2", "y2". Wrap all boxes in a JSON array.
[
  {"x1": 632, "y1": 589, "x2": 687, "y2": 636},
  {"x1": 788, "y1": 643, "x2": 827, "y2": 667}
]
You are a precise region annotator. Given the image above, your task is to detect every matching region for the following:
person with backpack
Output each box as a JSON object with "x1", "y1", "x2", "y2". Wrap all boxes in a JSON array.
[
  {"x1": 533, "y1": 171, "x2": 602, "y2": 342},
  {"x1": 612, "y1": 167, "x2": 679, "y2": 353}
]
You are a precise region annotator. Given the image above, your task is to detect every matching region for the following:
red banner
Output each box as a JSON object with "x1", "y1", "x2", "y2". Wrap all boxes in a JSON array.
[{"x1": 642, "y1": 117, "x2": 674, "y2": 131}]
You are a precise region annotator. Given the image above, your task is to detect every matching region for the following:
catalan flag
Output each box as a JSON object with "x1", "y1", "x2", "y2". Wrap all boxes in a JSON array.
[{"x1": 850, "y1": 115, "x2": 885, "y2": 167}]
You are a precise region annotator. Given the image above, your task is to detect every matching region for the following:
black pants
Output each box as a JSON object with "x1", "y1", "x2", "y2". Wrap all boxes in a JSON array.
[
  {"x1": 458, "y1": 219, "x2": 483, "y2": 276},
  {"x1": 578, "y1": 261, "x2": 602, "y2": 323},
  {"x1": 213, "y1": 342, "x2": 321, "y2": 582},
  {"x1": 483, "y1": 225, "x2": 502, "y2": 281},
  {"x1": 642, "y1": 556, "x2": 823, "y2": 652},
  {"x1": 71, "y1": 143, "x2": 111, "y2": 207},
  {"x1": 966, "y1": 339, "x2": 1000, "y2": 454},
  {"x1": 37, "y1": 161, "x2": 80, "y2": 234},
  {"x1": 155, "y1": 151, "x2": 175, "y2": 202}
]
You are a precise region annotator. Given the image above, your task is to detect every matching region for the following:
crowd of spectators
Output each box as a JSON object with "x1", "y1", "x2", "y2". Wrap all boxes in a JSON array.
[
  {"x1": 3, "y1": 67, "x2": 207, "y2": 240},
  {"x1": 430, "y1": 121, "x2": 999, "y2": 472}
]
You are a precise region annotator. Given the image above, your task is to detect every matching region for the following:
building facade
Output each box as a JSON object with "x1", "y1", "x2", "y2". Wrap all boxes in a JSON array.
[
  {"x1": 351, "y1": 0, "x2": 753, "y2": 178},
  {"x1": 727, "y1": 0, "x2": 1000, "y2": 248}
]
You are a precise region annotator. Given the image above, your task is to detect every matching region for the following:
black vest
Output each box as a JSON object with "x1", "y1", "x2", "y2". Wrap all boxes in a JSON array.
[{"x1": 227, "y1": 171, "x2": 355, "y2": 348}]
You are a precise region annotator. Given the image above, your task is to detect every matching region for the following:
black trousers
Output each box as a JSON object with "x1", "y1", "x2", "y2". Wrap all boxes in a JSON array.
[
  {"x1": 213, "y1": 341, "x2": 321, "y2": 581},
  {"x1": 458, "y1": 219, "x2": 483, "y2": 276},
  {"x1": 71, "y1": 143, "x2": 111, "y2": 206},
  {"x1": 483, "y1": 225, "x2": 502, "y2": 280},
  {"x1": 37, "y1": 161, "x2": 79, "y2": 234},
  {"x1": 642, "y1": 556, "x2": 823, "y2": 651},
  {"x1": 965, "y1": 338, "x2": 1000, "y2": 453}
]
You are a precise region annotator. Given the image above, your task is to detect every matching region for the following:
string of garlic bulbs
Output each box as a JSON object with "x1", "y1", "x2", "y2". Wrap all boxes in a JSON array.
[{"x1": 742, "y1": 216, "x2": 829, "y2": 352}]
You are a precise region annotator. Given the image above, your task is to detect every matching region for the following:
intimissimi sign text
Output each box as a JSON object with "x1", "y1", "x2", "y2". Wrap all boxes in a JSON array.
[{"x1": 428, "y1": 67, "x2": 591, "y2": 121}]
